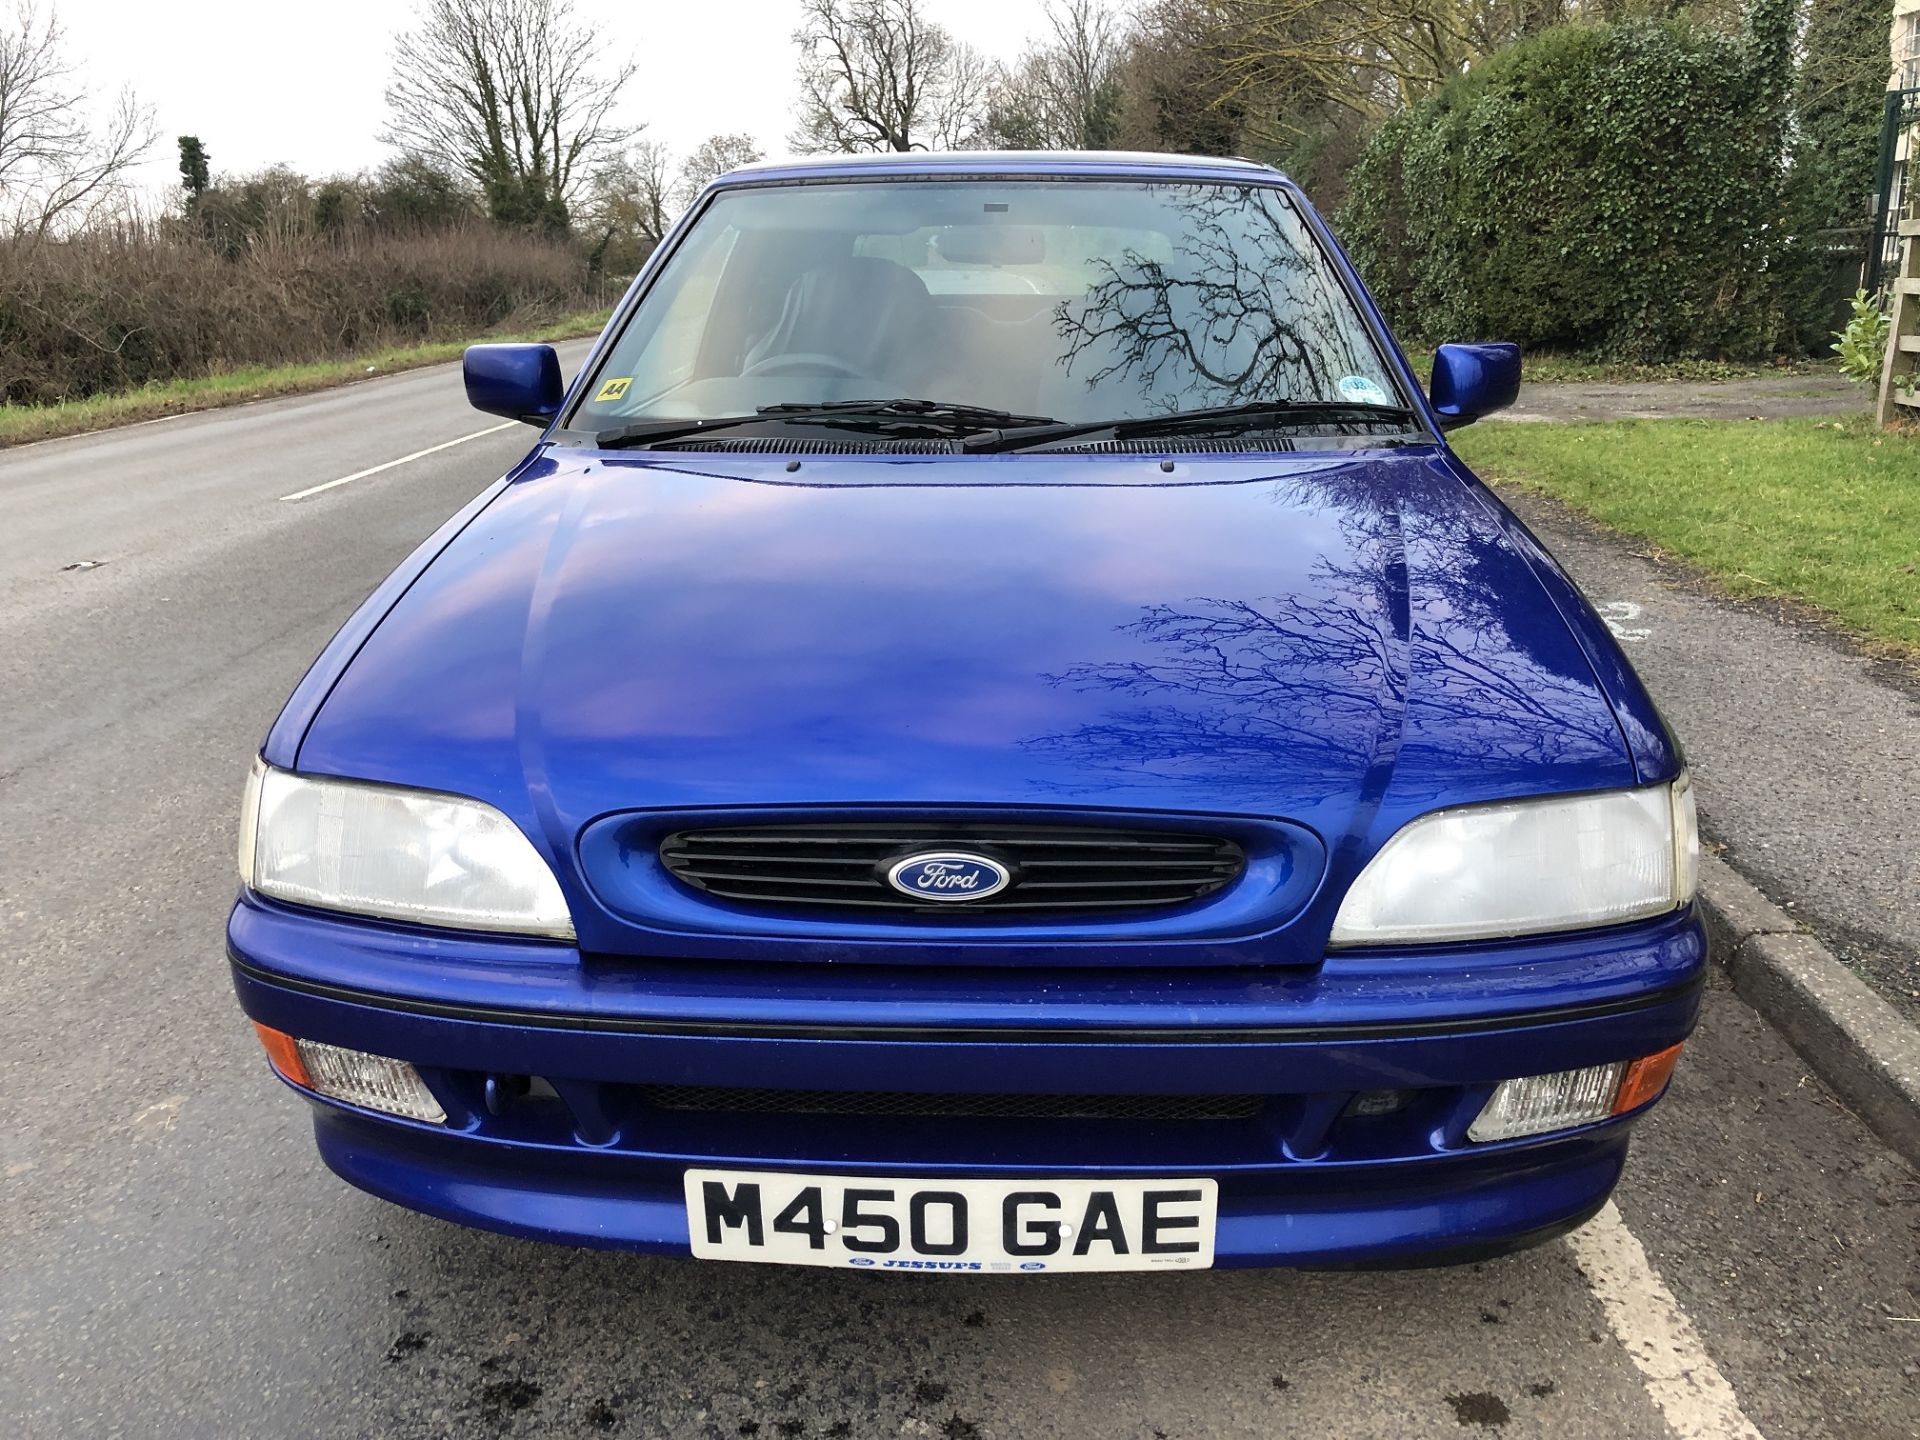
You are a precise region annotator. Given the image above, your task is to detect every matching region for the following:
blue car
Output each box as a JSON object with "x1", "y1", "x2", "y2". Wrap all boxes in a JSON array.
[{"x1": 230, "y1": 152, "x2": 1701, "y2": 1271}]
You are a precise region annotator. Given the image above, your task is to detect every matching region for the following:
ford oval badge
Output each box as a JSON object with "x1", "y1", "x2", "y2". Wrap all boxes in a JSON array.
[{"x1": 885, "y1": 851, "x2": 1012, "y2": 902}]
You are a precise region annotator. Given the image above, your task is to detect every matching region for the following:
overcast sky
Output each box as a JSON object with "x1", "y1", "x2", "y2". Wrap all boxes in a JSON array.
[{"x1": 57, "y1": 0, "x2": 1057, "y2": 203}]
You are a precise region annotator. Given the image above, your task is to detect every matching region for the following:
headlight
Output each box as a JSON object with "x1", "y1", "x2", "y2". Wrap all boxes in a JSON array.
[
  {"x1": 1329, "y1": 775, "x2": 1697, "y2": 947},
  {"x1": 238, "y1": 760, "x2": 574, "y2": 939}
]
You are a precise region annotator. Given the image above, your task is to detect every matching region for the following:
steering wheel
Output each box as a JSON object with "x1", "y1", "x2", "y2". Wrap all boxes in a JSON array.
[{"x1": 741, "y1": 351, "x2": 868, "y2": 380}]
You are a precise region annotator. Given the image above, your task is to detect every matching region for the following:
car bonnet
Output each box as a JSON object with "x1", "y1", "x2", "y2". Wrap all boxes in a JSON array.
[{"x1": 293, "y1": 447, "x2": 1638, "y2": 882}]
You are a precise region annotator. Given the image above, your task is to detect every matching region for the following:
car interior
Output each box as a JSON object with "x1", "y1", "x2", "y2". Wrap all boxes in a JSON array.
[{"x1": 630, "y1": 223, "x2": 1111, "y2": 419}]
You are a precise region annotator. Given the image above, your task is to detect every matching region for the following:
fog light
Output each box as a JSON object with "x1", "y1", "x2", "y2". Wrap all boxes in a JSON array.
[
  {"x1": 1467, "y1": 1043, "x2": 1686, "y2": 1143},
  {"x1": 252, "y1": 1023, "x2": 446, "y2": 1124},
  {"x1": 1468, "y1": 1061, "x2": 1625, "y2": 1142}
]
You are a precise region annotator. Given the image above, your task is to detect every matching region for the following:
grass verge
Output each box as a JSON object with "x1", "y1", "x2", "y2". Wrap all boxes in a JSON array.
[
  {"x1": 1453, "y1": 415, "x2": 1920, "y2": 656},
  {"x1": 0, "y1": 308, "x2": 613, "y2": 449}
]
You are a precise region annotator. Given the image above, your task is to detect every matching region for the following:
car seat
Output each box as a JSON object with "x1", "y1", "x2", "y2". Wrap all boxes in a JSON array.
[{"x1": 741, "y1": 256, "x2": 947, "y2": 389}]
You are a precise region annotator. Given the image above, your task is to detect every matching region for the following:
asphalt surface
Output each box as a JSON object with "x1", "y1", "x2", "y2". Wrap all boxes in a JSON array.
[
  {"x1": 1494, "y1": 374, "x2": 1863, "y2": 423},
  {"x1": 2, "y1": 361, "x2": 1916, "y2": 1439}
]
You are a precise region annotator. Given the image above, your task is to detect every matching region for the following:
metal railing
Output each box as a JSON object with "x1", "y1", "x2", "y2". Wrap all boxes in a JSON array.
[{"x1": 1867, "y1": 86, "x2": 1920, "y2": 297}]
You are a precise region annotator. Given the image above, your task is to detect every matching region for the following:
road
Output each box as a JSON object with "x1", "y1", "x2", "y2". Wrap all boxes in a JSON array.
[{"x1": 2, "y1": 359, "x2": 1915, "y2": 1440}]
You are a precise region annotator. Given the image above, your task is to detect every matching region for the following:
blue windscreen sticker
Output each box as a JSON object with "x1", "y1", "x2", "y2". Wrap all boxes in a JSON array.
[{"x1": 1337, "y1": 374, "x2": 1393, "y2": 406}]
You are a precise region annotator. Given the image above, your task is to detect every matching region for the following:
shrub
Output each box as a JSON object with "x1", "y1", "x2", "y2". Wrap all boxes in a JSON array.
[
  {"x1": 364, "y1": 156, "x2": 479, "y2": 234},
  {"x1": 1342, "y1": 9, "x2": 1794, "y2": 360},
  {"x1": 0, "y1": 219, "x2": 595, "y2": 407},
  {"x1": 1831, "y1": 289, "x2": 1890, "y2": 385}
]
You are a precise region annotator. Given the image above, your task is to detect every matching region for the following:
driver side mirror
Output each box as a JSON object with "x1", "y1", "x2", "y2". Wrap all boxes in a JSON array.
[
  {"x1": 464, "y1": 343, "x2": 564, "y2": 426},
  {"x1": 1429, "y1": 342, "x2": 1521, "y2": 429}
]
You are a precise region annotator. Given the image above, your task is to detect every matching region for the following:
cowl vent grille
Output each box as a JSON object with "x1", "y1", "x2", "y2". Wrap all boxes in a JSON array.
[
  {"x1": 658, "y1": 822, "x2": 1245, "y2": 916},
  {"x1": 1053, "y1": 436, "x2": 1298, "y2": 455},
  {"x1": 674, "y1": 436, "x2": 955, "y2": 454}
]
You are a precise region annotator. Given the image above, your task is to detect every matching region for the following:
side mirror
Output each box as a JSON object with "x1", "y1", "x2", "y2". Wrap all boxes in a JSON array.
[
  {"x1": 464, "y1": 343, "x2": 564, "y2": 425},
  {"x1": 1429, "y1": 342, "x2": 1521, "y2": 429}
]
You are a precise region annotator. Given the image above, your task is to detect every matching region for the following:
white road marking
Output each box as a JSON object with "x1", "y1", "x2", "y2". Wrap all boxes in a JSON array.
[
  {"x1": 278, "y1": 421, "x2": 517, "y2": 501},
  {"x1": 1567, "y1": 1203, "x2": 1766, "y2": 1439},
  {"x1": 1600, "y1": 600, "x2": 1653, "y2": 642}
]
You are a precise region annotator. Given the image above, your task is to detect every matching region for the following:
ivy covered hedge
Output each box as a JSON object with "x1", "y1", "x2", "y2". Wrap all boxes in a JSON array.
[{"x1": 1341, "y1": 5, "x2": 1797, "y2": 360}]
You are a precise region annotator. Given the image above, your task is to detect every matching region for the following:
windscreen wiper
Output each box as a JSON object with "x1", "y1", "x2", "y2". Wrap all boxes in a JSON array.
[
  {"x1": 757, "y1": 398, "x2": 1056, "y2": 427},
  {"x1": 969, "y1": 399, "x2": 1421, "y2": 453},
  {"x1": 597, "y1": 398, "x2": 1057, "y2": 450}
]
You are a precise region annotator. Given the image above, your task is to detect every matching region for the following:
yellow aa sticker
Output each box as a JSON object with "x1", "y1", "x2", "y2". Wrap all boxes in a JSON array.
[{"x1": 594, "y1": 376, "x2": 632, "y2": 402}]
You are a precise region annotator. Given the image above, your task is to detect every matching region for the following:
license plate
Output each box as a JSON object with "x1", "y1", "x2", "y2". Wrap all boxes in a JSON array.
[{"x1": 684, "y1": 1169, "x2": 1217, "y2": 1272}]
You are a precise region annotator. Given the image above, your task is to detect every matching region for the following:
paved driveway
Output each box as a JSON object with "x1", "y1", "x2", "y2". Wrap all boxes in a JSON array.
[{"x1": 1494, "y1": 374, "x2": 1864, "y2": 423}]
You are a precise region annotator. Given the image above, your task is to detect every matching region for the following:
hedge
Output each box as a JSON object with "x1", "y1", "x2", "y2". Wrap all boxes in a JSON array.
[
  {"x1": 1341, "y1": 11, "x2": 1796, "y2": 360},
  {"x1": 0, "y1": 221, "x2": 597, "y2": 408}
]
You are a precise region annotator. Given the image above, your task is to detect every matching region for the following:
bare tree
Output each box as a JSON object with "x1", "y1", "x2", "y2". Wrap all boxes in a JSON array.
[
  {"x1": 674, "y1": 132, "x2": 763, "y2": 207},
  {"x1": 790, "y1": 0, "x2": 990, "y2": 153},
  {"x1": 383, "y1": 0, "x2": 635, "y2": 231},
  {"x1": 1109, "y1": 0, "x2": 1245, "y2": 156},
  {"x1": 989, "y1": 0, "x2": 1126, "y2": 150},
  {"x1": 628, "y1": 139, "x2": 674, "y2": 242},
  {"x1": 0, "y1": 3, "x2": 155, "y2": 237},
  {"x1": 586, "y1": 137, "x2": 674, "y2": 242},
  {"x1": 582, "y1": 131, "x2": 761, "y2": 272},
  {"x1": 1206, "y1": 0, "x2": 1581, "y2": 126},
  {"x1": 924, "y1": 41, "x2": 996, "y2": 150},
  {"x1": 578, "y1": 136, "x2": 673, "y2": 275}
]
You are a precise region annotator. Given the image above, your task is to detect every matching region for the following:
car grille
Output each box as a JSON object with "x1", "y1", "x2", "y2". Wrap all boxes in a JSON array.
[
  {"x1": 641, "y1": 1086, "x2": 1263, "y2": 1122},
  {"x1": 657, "y1": 822, "x2": 1246, "y2": 915}
]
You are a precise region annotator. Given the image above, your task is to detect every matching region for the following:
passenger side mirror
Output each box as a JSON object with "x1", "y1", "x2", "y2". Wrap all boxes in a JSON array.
[
  {"x1": 1428, "y1": 343, "x2": 1521, "y2": 430},
  {"x1": 464, "y1": 343, "x2": 564, "y2": 426}
]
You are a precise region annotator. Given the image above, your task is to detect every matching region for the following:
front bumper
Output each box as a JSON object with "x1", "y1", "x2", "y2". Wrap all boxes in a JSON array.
[{"x1": 229, "y1": 896, "x2": 1706, "y2": 1268}]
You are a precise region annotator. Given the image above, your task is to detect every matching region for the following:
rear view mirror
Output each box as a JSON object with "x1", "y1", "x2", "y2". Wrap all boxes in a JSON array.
[
  {"x1": 464, "y1": 343, "x2": 564, "y2": 426},
  {"x1": 934, "y1": 226, "x2": 1047, "y2": 266},
  {"x1": 1429, "y1": 343, "x2": 1521, "y2": 429}
]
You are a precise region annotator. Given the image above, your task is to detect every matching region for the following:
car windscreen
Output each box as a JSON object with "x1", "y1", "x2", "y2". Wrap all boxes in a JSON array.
[{"x1": 570, "y1": 178, "x2": 1404, "y2": 433}]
